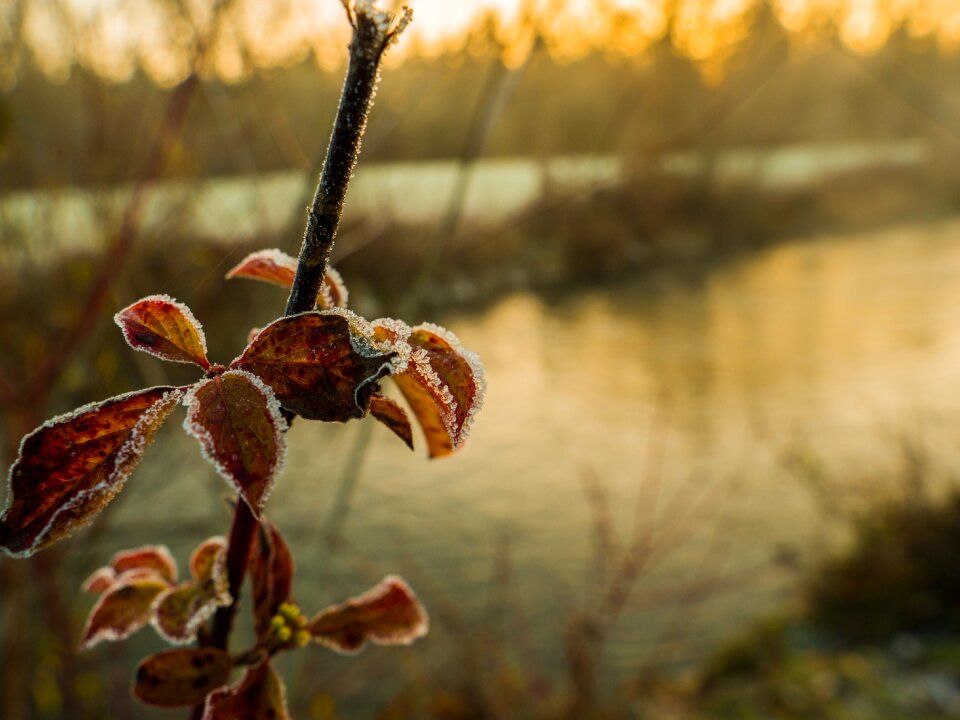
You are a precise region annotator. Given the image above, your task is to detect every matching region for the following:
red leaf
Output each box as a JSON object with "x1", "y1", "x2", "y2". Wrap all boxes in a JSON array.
[
  {"x1": 0, "y1": 387, "x2": 183, "y2": 557},
  {"x1": 226, "y1": 250, "x2": 296, "y2": 288},
  {"x1": 308, "y1": 575, "x2": 429, "y2": 655},
  {"x1": 230, "y1": 311, "x2": 395, "y2": 422},
  {"x1": 111, "y1": 545, "x2": 178, "y2": 583},
  {"x1": 369, "y1": 394, "x2": 414, "y2": 450},
  {"x1": 226, "y1": 249, "x2": 349, "y2": 308},
  {"x1": 317, "y1": 267, "x2": 349, "y2": 309},
  {"x1": 81, "y1": 544, "x2": 178, "y2": 594},
  {"x1": 183, "y1": 370, "x2": 286, "y2": 516},
  {"x1": 152, "y1": 538, "x2": 231, "y2": 645},
  {"x1": 115, "y1": 295, "x2": 210, "y2": 369},
  {"x1": 81, "y1": 575, "x2": 170, "y2": 649},
  {"x1": 134, "y1": 648, "x2": 233, "y2": 708},
  {"x1": 374, "y1": 320, "x2": 485, "y2": 458},
  {"x1": 249, "y1": 519, "x2": 294, "y2": 639},
  {"x1": 202, "y1": 659, "x2": 290, "y2": 720},
  {"x1": 402, "y1": 324, "x2": 484, "y2": 455},
  {"x1": 190, "y1": 536, "x2": 228, "y2": 583},
  {"x1": 82, "y1": 567, "x2": 117, "y2": 594}
]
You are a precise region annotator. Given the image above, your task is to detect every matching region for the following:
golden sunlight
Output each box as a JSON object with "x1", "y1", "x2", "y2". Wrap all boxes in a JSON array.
[{"x1": 14, "y1": 0, "x2": 960, "y2": 85}]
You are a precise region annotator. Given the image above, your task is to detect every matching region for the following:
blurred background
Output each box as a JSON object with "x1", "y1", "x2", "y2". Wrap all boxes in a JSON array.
[{"x1": 5, "y1": 0, "x2": 960, "y2": 717}]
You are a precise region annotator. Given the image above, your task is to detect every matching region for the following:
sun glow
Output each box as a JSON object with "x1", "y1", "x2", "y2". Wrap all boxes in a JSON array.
[{"x1": 9, "y1": 0, "x2": 960, "y2": 86}]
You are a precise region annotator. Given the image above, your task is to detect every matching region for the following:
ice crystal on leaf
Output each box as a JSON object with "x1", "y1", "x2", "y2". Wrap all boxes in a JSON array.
[
  {"x1": 79, "y1": 538, "x2": 231, "y2": 649},
  {"x1": 225, "y1": 256, "x2": 486, "y2": 457},
  {"x1": 183, "y1": 370, "x2": 287, "y2": 517},
  {"x1": 231, "y1": 312, "x2": 394, "y2": 422},
  {"x1": 309, "y1": 575, "x2": 428, "y2": 654},
  {"x1": 0, "y1": 387, "x2": 182, "y2": 557},
  {"x1": 115, "y1": 295, "x2": 211, "y2": 369},
  {"x1": 152, "y1": 536, "x2": 231, "y2": 645},
  {"x1": 226, "y1": 249, "x2": 348, "y2": 309},
  {"x1": 81, "y1": 574, "x2": 171, "y2": 649}
]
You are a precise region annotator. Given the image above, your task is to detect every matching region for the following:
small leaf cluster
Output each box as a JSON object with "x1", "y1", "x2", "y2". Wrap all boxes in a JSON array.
[
  {"x1": 0, "y1": 249, "x2": 483, "y2": 716},
  {"x1": 0, "y1": 248, "x2": 484, "y2": 557},
  {"x1": 87, "y1": 521, "x2": 427, "y2": 717}
]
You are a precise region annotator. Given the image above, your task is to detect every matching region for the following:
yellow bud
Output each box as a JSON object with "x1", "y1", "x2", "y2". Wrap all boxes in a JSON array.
[
  {"x1": 276, "y1": 626, "x2": 292, "y2": 643},
  {"x1": 270, "y1": 615, "x2": 285, "y2": 630},
  {"x1": 294, "y1": 630, "x2": 311, "y2": 648},
  {"x1": 279, "y1": 602, "x2": 300, "y2": 620},
  {"x1": 293, "y1": 614, "x2": 308, "y2": 629}
]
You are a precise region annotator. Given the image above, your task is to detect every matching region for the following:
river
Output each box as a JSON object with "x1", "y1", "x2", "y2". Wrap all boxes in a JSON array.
[{"x1": 86, "y1": 214, "x2": 960, "y2": 714}]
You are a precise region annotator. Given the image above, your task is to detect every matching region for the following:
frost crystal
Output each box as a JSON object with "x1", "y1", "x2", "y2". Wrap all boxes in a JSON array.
[
  {"x1": 415, "y1": 322, "x2": 486, "y2": 447},
  {"x1": 182, "y1": 370, "x2": 287, "y2": 516},
  {"x1": 114, "y1": 295, "x2": 209, "y2": 367},
  {"x1": 1, "y1": 386, "x2": 183, "y2": 558}
]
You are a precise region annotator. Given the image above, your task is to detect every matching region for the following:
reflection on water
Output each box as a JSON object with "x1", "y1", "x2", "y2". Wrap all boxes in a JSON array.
[{"x1": 108, "y1": 217, "x2": 960, "y2": 697}]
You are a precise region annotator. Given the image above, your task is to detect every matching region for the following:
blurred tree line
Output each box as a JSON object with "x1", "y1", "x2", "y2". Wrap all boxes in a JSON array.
[{"x1": 2, "y1": 3, "x2": 960, "y2": 192}]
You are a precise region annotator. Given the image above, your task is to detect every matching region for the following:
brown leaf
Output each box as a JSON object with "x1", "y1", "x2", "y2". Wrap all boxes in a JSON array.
[
  {"x1": 190, "y1": 536, "x2": 228, "y2": 584},
  {"x1": 226, "y1": 249, "x2": 297, "y2": 288},
  {"x1": 0, "y1": 387, "x2": 183, "y2": 557},
  {"x1": 309, "y1": 575, "x2": 429, "y2": 654},
  {"x1": 111, "y1": 545, "x2": 178, "y2": 583},
  {"x1": 81, "y1": 567, "x2": 117, "y2": 594},
  {"x1": 134, "y1": 648, "x2": 233, "y2": 708},
  {"x1": 369, "y1": 394, "x2": 414, "y2": 450},
  {"x1": 385, "y1": 322, "x2": 484, "y2": 458},
  {"x1": 151, "y1": 537, "x2": 231, "y2": 644},
  {"x1": 226, "y1": 249, "x2": 348, "y2": 308},
  {"x1": 183, "y1": 370, "x2": 286, "y2": 516},
  {"x1": 202, "y1": 659, "x2": 290, "y2": 720},
  {"x1": 317, "y1": 267, "x2": 349, "y2": 309},
  {"x1": 231, "y1": 312, "x2": 394, "y2": 422},
  {"x1": 249, "y1": 519, "x2": 294, "y2": 639},
  {"x1": 115, "y1": 295, "x2": 210, "y2": 369},
  {"x1": 80, "y1": 575, "x2": 171, "y2": 650}
]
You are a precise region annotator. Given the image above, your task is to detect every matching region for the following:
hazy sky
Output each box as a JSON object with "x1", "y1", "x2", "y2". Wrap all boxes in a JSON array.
[{"x1": 10, "y1": 0, "x2": 960, "y2": 86}]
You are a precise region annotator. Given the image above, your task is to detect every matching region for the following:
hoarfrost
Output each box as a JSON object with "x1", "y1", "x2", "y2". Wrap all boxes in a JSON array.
[
  {"x1": 227, "y1": 248, "x2": 297, "y2": 277},
  {"x1": 182, "y1": 371, "x2": 287, "y2": 516},
  {"x1": 0, "y1": 386, "x2": 183, "y2": 558},
  {"x1": 412, "y1": 323, "x2": 486, "y2": 448},
  {"x1": 114, "y1": 294, "x2": 209, "y2": 368}
]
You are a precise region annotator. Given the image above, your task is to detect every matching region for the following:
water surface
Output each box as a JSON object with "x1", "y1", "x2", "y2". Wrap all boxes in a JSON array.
[{"x1": 99, "y1": 216, "x2": 960, "y2": 708}]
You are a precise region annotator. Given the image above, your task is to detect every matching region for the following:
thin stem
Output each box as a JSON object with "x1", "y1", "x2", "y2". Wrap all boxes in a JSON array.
[
  {"x1": 207, "y1": 500, "x2": 258, "y2": 649},
  {"x1": 285, "y1": 6, "x2": 409, "y2": 315},
  {"x1": 194, "y1": 7, "x2": 410, "y2": 711}
]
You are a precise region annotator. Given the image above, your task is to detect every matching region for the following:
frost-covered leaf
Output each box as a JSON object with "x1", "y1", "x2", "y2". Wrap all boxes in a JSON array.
[
  {"x1": 115, "y1": 295, "x2": 210, "y2": 369},
  {"x1": 82, "y1": 567, "x2": 117, "y2": 594},
  {"x1": 369, "y1": 394, "x2": 413, "y2": 450},
  {"x1": 134, "y1": 648, "x2": 233, "y2": 708},
  {"x1": 226, "y1": 249, "x2": 297, "y2": 288},
  {"x1": 202, "y1": 659, "x2": 289, "y2": 720},
  {"x1": 231, "y1": 312, "x2": 394, "y2": 422},
  {"x1": 318, "y1": 267, "x2": 349, "y2": 309},
  {"x1": 0, "y1": 387, "x2": 183, "y2": 557},
  {"x1": 151, "y1": 584, "x2": 225, "y2": 645},
  {"x1": 226, "y1": 249, "x2": 348, "y2": 308},
  {"x1": 151, "y1": 537, "x2": 230, "y2": 645},
  {"x1": 111, "y1": 545, "x2": 178, "y2": 583},
  {"x1": 81, "y1": 575, "x2": 170, "y2": 650},
  {"x1": 183, "y1": 371, "x2": 286, "y2": 517},
  {"x1": 249, "y1": 520, "x2": 294, "y2": 640},
  {"x1": 82, "y1": 545, "x2": 177, "y2": 594},
  {"x1": 388, "y1": 323, "x2": 485, "y2": 458},
  {"x1": 309, "y1": 575, "x2": 428, "y2": 654},
  {"x1": 190, "y1": 537, "x2": 228, "y2": 586}
]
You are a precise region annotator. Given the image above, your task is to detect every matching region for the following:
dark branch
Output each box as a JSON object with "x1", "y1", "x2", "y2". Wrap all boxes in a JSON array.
[{"x1": 285, "y1": 4, "x2": 411, "y2": 316}]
